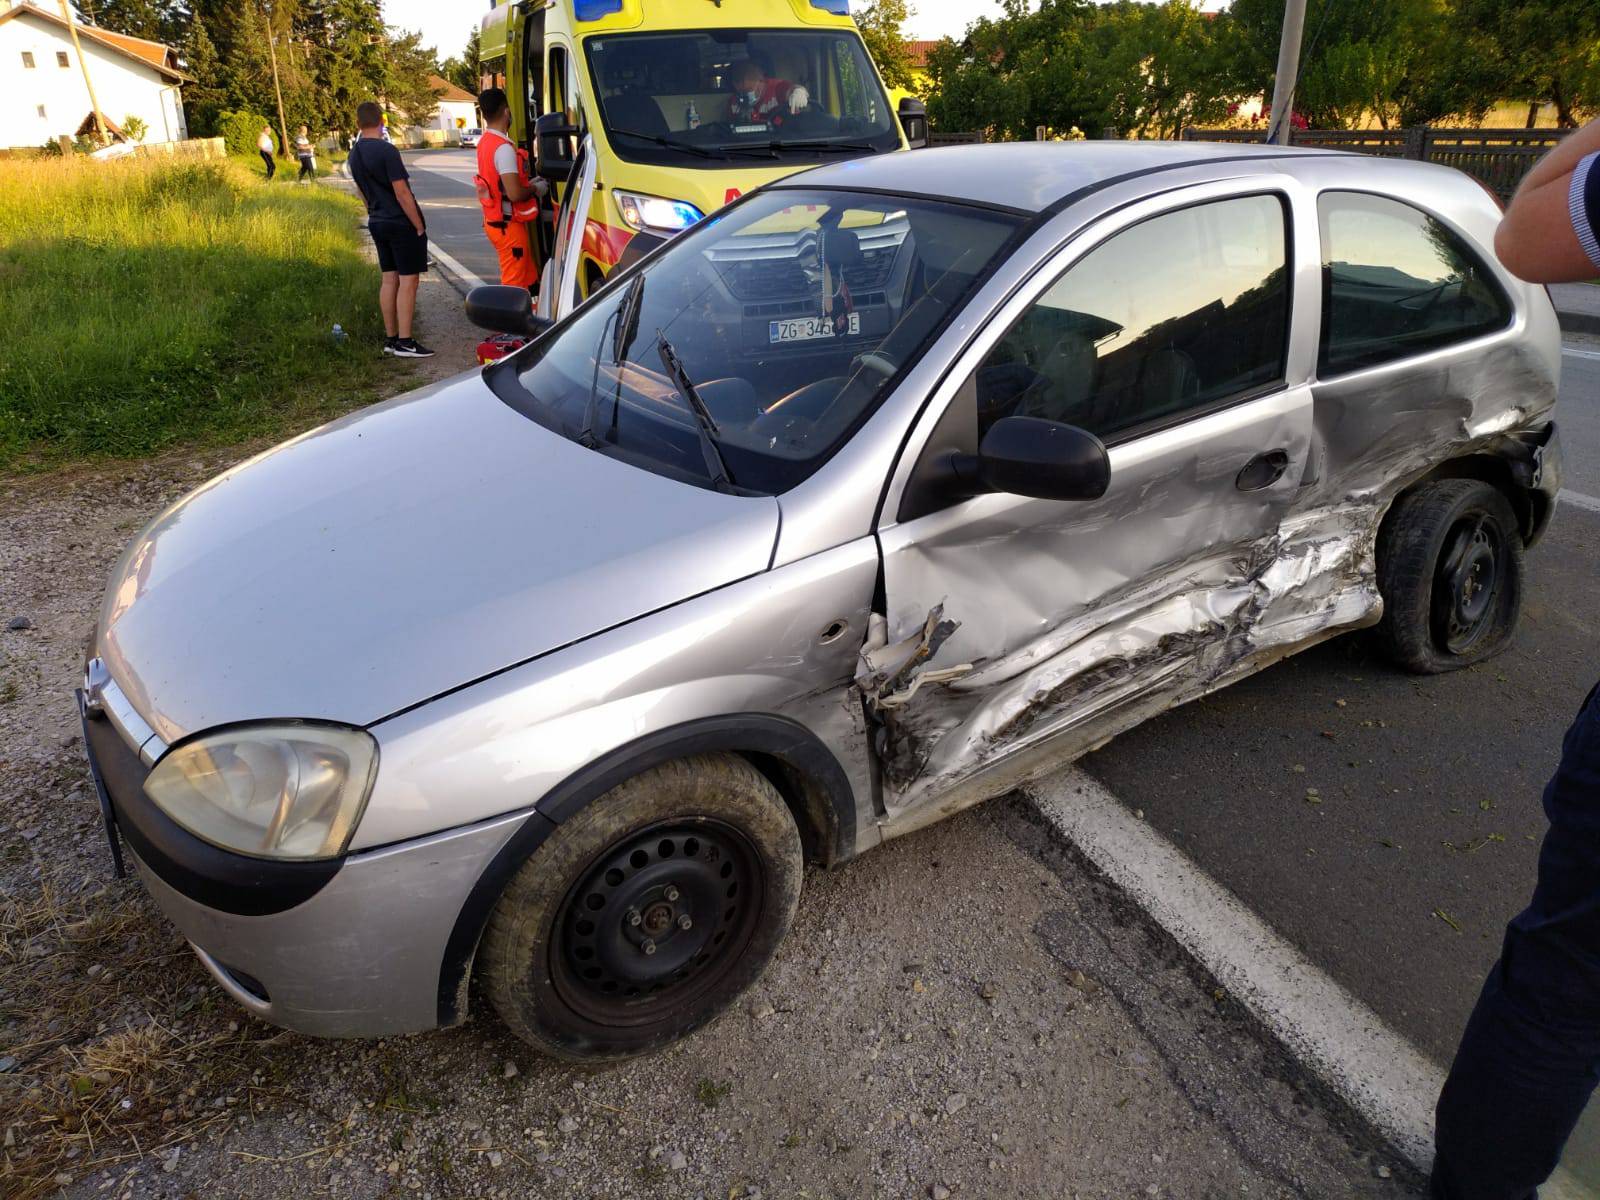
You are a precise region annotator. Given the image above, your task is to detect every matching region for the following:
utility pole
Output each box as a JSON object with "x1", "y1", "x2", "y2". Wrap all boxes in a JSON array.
[
  {"x1": 1266, "y1": 0, "x2": 1308, "y2": 145},
  {"x1": 57, "y1": 0, "x2": 107, "y2": 145},
  {"x1": 261, "y1": 0, "x2": 292, "y2": 160}
]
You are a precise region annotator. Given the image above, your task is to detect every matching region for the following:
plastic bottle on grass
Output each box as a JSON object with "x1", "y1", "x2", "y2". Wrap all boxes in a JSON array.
[{"x1": 331, "y1": 323, "x2": 347, "y2": 344}]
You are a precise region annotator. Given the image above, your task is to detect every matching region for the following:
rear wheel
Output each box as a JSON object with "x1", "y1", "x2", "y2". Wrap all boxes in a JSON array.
[
  {"x1": 479, "y1": 754, "x2": 802, "y2": 1062},
  {"x1": 1375, "y1": 478, "x2": 1523, "y2": 674}
]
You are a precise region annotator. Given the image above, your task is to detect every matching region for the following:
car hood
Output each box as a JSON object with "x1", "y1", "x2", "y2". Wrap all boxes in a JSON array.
[{"x1": 98, "y1": 372, "x2": 780, "y2": 744}]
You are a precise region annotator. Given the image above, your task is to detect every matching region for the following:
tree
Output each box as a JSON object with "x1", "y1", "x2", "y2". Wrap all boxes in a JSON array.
[
  {"x1": 220, "y1": 1, "x2": 277, "y2": 122},
  {"x1": 178, "y1": 11, "x2": 226, "y2": 136},
  {"x1": 381, "y1": 29, "x2": 441, "y2": 129},
  {"x1": 1453, "y1": 0, "x2": 1599, "y2": 126},
  {"x1": 85, "y1": 0, "x2": 182, "y2": 43},
  {"x1": 440, "y1": 27, "x2": 481, "y2": 96},
  {"x1": 855, "y1": 0, "x2": 917, "y2": 92}
]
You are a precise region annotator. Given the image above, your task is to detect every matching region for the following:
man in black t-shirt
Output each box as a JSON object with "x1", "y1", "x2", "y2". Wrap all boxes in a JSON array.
[{"x1": 346, "y1": 101, "x2": 434, "y2": 358}]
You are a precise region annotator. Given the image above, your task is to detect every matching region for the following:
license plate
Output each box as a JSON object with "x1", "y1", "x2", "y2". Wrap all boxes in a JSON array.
[{"x1": 768, "y1": 312, "x2": 860, "y2": 344}]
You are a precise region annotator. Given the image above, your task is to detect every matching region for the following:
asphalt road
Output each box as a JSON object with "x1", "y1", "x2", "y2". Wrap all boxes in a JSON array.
[
  {"x1": 402, "y1": 149, "x2": 500, "y2": 286},
  {"x1": 398, "y1": 150, "x2": 1600, "y2": 1180},
  {"x1": 1084, "y1": 337, "x2": 1600, "y2": 1183}
]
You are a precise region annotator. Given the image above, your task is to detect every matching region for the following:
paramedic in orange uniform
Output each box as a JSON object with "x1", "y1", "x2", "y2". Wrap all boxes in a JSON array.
[{"x1": 474, "y1": 88, "x2": 546, "y2": 291}]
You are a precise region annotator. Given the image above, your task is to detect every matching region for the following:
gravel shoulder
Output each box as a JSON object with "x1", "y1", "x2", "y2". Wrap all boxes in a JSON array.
[{"x1": 3, "y1": 329, "x2": 1420, "y2": 1198}]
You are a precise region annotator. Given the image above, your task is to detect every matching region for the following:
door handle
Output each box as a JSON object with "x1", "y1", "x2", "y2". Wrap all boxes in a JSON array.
[{"x1": 1236, "y1": 449, "x2": 1291, "y2": 492}]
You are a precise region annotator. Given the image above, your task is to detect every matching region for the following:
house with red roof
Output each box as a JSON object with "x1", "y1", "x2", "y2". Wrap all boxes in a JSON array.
[{"x1": 0, "y1": 0, "x2": 187, "y2": 149}]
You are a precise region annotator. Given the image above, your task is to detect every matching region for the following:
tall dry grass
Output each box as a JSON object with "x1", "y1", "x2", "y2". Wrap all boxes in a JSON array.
[{"x1": 0, "y1": 156, "x2": 389, "y2": 471}]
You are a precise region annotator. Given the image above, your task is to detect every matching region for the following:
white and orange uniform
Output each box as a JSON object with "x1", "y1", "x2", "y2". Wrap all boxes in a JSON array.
[{"x1": 474, "y1": 128, "x2": 542, "y2": 291}]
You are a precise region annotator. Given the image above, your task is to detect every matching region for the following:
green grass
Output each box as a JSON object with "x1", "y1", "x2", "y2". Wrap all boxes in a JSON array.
[{"x1": 0, "y1": 155, "x2": 391, "y2": 472}]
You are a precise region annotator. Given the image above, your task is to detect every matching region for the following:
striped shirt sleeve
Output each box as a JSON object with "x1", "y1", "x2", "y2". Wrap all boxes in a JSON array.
[{"x1": 1572, "y1": 151, "x2": 1600, "y2": 271}]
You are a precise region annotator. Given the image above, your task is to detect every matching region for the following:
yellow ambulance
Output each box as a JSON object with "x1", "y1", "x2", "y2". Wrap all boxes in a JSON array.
[{"x1": 477, "y1": 0, "x2": 926, "y2": 315}]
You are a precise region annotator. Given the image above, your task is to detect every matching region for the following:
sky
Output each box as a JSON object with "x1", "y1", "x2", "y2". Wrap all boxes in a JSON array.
[{"x1": 382, "y1": 0, "x2": 1009, "y2": 61}]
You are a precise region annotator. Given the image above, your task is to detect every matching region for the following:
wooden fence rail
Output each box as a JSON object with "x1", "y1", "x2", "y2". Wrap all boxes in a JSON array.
[{"x1": 1181, "y1": 126, "x2": 1567, "y2": 199}]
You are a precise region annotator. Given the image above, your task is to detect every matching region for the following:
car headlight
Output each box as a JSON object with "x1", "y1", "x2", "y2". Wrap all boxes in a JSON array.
[
  {"x1": 144, "y1": 725, "x2": 378, "y2": 861},
  {"x1": 614, "y1": 190, "x2": 703, "y2": 237}
]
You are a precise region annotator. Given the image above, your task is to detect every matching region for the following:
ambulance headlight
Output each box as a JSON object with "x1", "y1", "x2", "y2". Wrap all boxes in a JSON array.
[{"x1": 615, "y1": 191, "x2": 703, "y2": 237}]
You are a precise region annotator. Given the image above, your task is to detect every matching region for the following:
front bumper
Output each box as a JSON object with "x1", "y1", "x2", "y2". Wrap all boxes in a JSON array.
[{"x1": 82, "y1": 698, "x2": 526, "y2": 1038}]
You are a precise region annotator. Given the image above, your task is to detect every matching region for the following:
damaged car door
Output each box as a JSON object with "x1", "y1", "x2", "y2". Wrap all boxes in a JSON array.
[{"x1": 865, "y1": 187, "x2": 1315, "y2": 822}]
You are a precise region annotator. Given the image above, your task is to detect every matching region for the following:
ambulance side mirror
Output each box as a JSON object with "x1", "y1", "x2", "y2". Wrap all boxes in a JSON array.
[
  {"x1": 465, "y1": 285, "x2": 553, "y2": 338},
  {"x1": 898, "y1": 97, "x2": 928, "y2": 150},
  {"x1": 534, "y1": 112, "x2": 578, "y2": 182}
]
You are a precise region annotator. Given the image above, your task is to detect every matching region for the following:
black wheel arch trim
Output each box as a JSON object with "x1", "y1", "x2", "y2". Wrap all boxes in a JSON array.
[{"x1": 435, "y1": 713, "x2": 856, "y2": 1026}]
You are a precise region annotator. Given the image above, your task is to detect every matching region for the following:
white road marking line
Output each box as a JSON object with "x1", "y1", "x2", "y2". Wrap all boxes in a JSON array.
[
  {"x1": 1561, "y1": 489, "x2": 1600, "y2": 515},
  {"x1": 426, "y1": 242, "x2": 486, "y2": 292},
  {"x1": 1563, "y1": 347, "x2": 1600, "y2": 362},
  {"x1": 1027, "y1": 767, "x2": 1587, "y2": 1195}
]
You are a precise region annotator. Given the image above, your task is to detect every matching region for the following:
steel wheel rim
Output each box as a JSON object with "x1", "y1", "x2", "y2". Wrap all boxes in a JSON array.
[
  {"x1": 549, "y1": 818, "x2": 764, "y2": 1027},
  {"x1": 1431, "y1": 510, "x2": 1502, "y2": 655}
]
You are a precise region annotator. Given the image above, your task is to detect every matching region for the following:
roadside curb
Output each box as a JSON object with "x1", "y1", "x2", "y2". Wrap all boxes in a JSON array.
[
  {"x1": 1026, "y1": 768, "x2": 1590, "y2": 1197},
  {"x1": 425, "y1": 243, "x2": 487, "y2": 298}
]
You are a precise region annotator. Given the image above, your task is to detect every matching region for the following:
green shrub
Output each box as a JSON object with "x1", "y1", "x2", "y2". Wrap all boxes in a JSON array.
[
  {"x1": 122, "y1": 114, "x2": 148, "y2": 143},
  {"x1": 219, "y1": 109, "x2": 272, "y2": 157}
]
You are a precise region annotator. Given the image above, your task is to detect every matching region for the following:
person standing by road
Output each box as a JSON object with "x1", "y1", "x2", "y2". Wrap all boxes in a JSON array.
[
  {"x1": 294, "y1": 125, "x2": 316, "y2": 182},
  {"x1": 346, "y1": 100, "x2": 435, "y2": 359},
  {"x1": 473, "y1": 87, "x2": 546, "y2": 294},
  {"x1": 1432, "y1": 116, "x2": 1600, "y2": 1200},
  {"x1": 257, "y1": 124, "x2": 276, "y2": 180}
]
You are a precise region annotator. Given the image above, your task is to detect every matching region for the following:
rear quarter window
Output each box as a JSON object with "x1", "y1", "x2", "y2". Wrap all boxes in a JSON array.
[{"x1": 1317, "y1": 191, "x2": 1512, "y2": 377}]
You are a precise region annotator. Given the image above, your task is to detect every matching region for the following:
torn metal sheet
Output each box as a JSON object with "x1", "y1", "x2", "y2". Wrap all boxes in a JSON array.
[{"x1": 866, "y1": 338, "x2": 1558, "y2": 826}]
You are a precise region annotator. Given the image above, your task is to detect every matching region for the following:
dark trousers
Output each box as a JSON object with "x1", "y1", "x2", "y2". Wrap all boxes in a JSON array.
[
  {"x1": 297, "y1": 154, "x2": 315, "y2": 180},
  {"x1": 1433, "y1": 681, "x2": 1600, "y2": 1198},
  {"x1": 260, "y1": 149, "x2": 275, "y2": 179}
]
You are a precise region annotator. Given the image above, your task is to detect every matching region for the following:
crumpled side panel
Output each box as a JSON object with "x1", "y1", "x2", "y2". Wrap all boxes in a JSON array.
[{"x1": 864, "y1": 338, "x2": 1557, "y2": 824}]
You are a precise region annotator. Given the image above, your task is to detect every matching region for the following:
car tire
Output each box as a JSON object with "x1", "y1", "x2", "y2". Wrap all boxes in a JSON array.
[
  {"x1": 1375, "y1": 478, "x2": 1524, "y2": 674},
  {"x1": 479, "y1": 753, "x2": 802, "y2": 1062}
]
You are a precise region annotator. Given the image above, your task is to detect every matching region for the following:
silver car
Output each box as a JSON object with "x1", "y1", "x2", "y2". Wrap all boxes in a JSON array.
[{"x1": 80, "y1": 142, "x2": 1561, "y2": 1061}]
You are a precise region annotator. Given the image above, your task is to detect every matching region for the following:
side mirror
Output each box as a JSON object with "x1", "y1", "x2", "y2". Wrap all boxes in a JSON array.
[
  {"x1": 898, "y1": 96, "x2": 928, "y2": 150},
  {"x1": 534, "y1": 112, "x2": 578, "y2": 182},
  {"x1": 951, "y1": 416, "x2": 1109, "y2": 502},
  {"x1": 465, "y1": 285, "x2": 553, "y2": 338}
]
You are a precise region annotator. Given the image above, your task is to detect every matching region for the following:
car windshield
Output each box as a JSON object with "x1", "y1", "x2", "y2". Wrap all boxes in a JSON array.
[
  {"x1": 496, "y1": 188, "x2": 1022, "y2": 494},
  {"x1": 584, "y1": 29, "x2": 901, "y2": 165}
]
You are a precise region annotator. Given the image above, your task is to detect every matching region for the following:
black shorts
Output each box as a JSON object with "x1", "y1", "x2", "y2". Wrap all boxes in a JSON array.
[{"x1": 368, "y1": 218, "x2": 428, "y2": 276}]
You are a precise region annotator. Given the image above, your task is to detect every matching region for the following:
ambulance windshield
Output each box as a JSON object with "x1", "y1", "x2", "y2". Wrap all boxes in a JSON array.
[{"x1": 585, "y1": 29, "x2": 901, "y2": 166}]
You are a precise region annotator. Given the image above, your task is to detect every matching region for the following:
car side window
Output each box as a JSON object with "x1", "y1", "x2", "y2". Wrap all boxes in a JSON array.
[
  {"x1": 973, "y1": 194, "x2": 1290, "y2": 445},
  {"x1": 1318, "y1": 191, "x2": 1511, "y2": 377}
]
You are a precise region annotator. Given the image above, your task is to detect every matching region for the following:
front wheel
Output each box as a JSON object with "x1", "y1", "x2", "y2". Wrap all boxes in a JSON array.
[
  {"x1": 479, "y1": 754, "x2": 802, "y2": 1062},
  {"x1": 1375, "y1": 478, "x2": 1524, "y2": 674}
]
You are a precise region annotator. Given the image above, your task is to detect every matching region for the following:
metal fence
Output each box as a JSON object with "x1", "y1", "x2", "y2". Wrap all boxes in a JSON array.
[{"x1": 1181, "y1": 126, "x2": 1566, "y2": 200}]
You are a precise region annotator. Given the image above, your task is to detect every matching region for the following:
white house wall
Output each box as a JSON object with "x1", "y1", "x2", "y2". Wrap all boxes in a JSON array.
[
  {"x1": 1, "y1": 13, "x2": 185, "y2": 149},
  {"x1": 432, "y1": 98, "x2": 478, "y2": 132}
]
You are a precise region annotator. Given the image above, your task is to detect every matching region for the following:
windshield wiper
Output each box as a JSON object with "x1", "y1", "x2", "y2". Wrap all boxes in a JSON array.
[
  {"x1": 766, "y1": 138, "x2": 880, "y2": 153},
  {"x1": 608, "y1": 126, "x2": 722, "y2": 159},
  {"x1": 578, "y1": 275, "x2": 644, "y2": 449},
  {"x1": 656, "y1": 331, "x2": 736, "y2": 492}
]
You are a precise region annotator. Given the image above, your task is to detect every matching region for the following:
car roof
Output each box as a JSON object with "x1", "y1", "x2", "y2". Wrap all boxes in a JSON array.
[{"x1": 780, "y1": 140, "x2": 1343, "y2": 215}]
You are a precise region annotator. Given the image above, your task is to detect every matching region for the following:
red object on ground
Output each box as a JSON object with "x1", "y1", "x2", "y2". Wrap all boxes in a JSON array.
[{"x1": 476, "y1": 333, "x2": 529, "y2": 365}]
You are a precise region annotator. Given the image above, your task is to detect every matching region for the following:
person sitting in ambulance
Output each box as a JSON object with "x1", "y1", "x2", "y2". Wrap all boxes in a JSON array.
[
  {"x1": 475, "y1": 87, "x2": 548, "y2": 293},
  {"x1": 726, "y1": 58, "x2": 810, "y2": 128}
]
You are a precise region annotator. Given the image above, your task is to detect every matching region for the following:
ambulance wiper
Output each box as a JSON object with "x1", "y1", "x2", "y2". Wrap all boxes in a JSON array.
[
  {"x1": 656, "y1": 331, "x2": 736, "y2": 493},
  {"x1": 609, "y1": 127, "x2": 722, "y2": 160},
  {"x1": 769, "y1": 139, "x2": 880, "y2": 153}
]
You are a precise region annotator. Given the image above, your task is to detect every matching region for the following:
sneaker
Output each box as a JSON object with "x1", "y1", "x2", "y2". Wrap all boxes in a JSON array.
[
  {"x1": 382, "y1": 336, "x2": 400, "y2": 355},
  {"x1": 388, "y1": 337, "x2": 435, "y2": 359}
]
